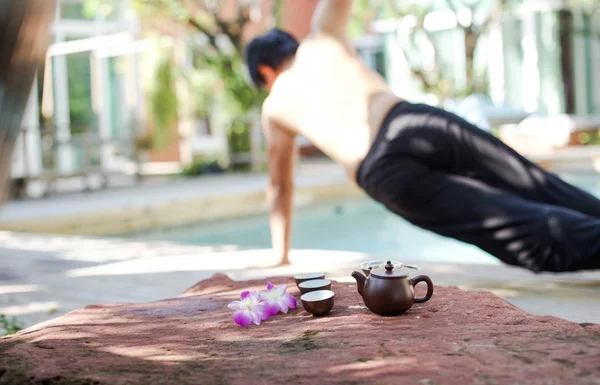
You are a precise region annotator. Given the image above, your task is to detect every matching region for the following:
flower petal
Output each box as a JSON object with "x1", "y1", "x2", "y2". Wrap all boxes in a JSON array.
[
  {"x1": 282, "y1": 294, "x2": 297, "y2": 310},
  {"x1": 251, "y1": 311, "x2": 262, "y2": 325},
  {"x1": 240, "y1": 291, "x2": 250, "y2": 300},
  {"x1": 233, "y1": 310, "x2": 252, "y2": 327},
  {"x1": 227, "y1": 301, "x2": 245, "y2": 311},
  {"x1": 248, "y1": 291, "x2": 262, "y2": 304},
  {"x1": 266, "y1": 282, "x2": 274, "y2": 291},
  {"x1": 263, "y1": 302, "x2": 280, "y2": 317},
  {"x1": 276, "y1": 285, "x2": 287, "y2": 295},
  {"x1": 279, "y1": 302, "x2": 289, "y2": 314},
  {"x1": 262, "y1": 290, "x2": 275, "y2": 301}
]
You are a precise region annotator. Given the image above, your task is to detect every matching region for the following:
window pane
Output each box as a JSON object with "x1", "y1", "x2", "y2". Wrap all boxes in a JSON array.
[{"x1": 60, "y1": 1, "x2": 93, "y2": 20}]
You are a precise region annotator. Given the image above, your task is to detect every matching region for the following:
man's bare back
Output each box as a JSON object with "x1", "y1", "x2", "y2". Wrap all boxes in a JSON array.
[{"x1": 264, "y1": 33, "x2": 402, "y2": 180}]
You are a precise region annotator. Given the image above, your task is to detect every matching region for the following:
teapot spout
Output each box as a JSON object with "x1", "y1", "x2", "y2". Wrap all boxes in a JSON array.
[{"x1": 351, "y1": 271, "x2": 366, "y2": 296}]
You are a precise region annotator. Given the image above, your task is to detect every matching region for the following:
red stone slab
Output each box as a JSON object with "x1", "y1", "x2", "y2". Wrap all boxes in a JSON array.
[{"x1": 1, "y1": 274, "x2": 599, "y2": 385}]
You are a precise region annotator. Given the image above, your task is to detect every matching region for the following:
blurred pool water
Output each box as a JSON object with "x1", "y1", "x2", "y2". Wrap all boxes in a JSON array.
[{"x1": 122, "y1": 172, "x2": 600, "y2": 265}]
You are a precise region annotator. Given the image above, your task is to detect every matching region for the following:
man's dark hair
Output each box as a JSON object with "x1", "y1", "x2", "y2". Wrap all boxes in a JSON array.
[{"x1": 244, "y1": 28, "x2": 299, "y2": 88}]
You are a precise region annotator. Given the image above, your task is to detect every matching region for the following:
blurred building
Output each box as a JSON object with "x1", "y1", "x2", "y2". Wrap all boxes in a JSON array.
[
  {"x1": 9, "y1": 0, "x2": 279, "y2": 198},
  {"x1": 360, "y1": 0, "x2": 600, "y2": 118},
  {"x1": 11, "y1": 0, "x2": 146, "y2": 197},
  {"x1": 11, "y1": 0, "x2": 600, "y2": 197}
]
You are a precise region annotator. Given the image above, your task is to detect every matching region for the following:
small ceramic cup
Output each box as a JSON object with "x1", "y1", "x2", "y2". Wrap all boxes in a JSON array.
[
  {"x1": 298, "y1": 279, "x2": 331, "y2": 295},
  {"x1": 294, "y1": 273, "x2": 326, "y2": 287},
  {"x1": 300, "y1": 290, "x2": 335, "y2": 316}
]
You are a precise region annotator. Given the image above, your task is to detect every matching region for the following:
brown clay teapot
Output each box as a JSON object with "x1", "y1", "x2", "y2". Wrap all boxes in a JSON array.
[{"x1": 351, "y1": 261, "x2": 434, "y2": 316}]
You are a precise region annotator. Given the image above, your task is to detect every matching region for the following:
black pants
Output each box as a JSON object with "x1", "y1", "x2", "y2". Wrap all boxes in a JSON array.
[{"x1": 356, "y1": 101, "x2": 600, "y2": 273}]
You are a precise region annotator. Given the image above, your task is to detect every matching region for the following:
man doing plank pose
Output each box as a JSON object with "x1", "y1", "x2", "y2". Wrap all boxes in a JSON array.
[{"x1": 243, "y1": 0, "x2": 600, "y2": 273}]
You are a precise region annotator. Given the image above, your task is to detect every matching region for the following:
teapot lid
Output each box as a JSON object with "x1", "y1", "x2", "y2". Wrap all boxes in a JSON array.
[{"x1": 370, "y1": 261, "x2": 408, "y2": 279}]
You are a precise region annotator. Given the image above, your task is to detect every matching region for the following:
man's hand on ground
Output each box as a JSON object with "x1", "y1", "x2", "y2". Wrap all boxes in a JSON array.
[{"x1": 278, "y1": 253, "x2": 290, "y2": 266}]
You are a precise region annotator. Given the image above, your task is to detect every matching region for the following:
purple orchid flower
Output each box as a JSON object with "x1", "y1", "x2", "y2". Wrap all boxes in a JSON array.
[
  {"x1": 227, "y1": 291, "x2": 270, "y2": 327},
  {"x1": 260, "y1": 282, "x2": 297, "y2": 315}
]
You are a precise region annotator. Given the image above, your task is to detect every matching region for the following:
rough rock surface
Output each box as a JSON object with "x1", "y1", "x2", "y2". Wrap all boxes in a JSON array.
[{"x1": 1, "y1": 274, "x2": 599, "y2": 385}]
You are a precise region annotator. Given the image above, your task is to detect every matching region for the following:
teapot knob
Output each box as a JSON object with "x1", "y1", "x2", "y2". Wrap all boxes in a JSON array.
[{"x1": 385, "y1": 261, "x2": 394, "y2": 272}]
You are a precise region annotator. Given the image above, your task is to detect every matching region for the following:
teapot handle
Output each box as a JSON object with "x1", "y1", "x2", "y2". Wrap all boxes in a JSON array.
[{"x1": 411, "y1": 275, "x2": 434, "y2": 303}]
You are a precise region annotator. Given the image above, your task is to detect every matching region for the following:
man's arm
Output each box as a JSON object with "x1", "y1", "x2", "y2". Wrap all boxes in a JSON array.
[
  {"x1": 262, "y1": 114, "x2": 296, "y2": 265},
  {"x1": 311, "y1": 0, "x2": 353, "y2": 38},
  {"x1": 281, "y1": 0, "x2": 320, "y2": 41}
]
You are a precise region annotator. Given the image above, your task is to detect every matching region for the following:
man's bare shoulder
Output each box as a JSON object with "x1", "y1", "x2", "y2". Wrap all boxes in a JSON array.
[
  {"x1": 261, "y1": 94, "x2": 281, "y2": 121},
  {"x1": 261, "y1": 94, "x2": 295, "y2": 132},
  {"x1": 262, "y1": 75, "x2": 297, "y2": 120}
]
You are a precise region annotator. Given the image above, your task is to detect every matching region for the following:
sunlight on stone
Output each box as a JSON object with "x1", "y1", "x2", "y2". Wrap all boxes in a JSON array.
[
  {"x1": 29, "y1": 332, "x2": 98, "y2": 342},
  {"x1": 0, "y1": 301, "x2": 60, "y2": 316},
  {"x1": 145, "y1": 354, "x2": 199, "y2": 362},
  {"x1": 328, "y1": 357, "x2": 417, "y2": 375},
  {"x1": 0, "y1": 284, "x2": 44, "y2": 295},
  {"x1": 217, "y1": 334, "x2": 289, "y2": 343},
  {"x1": 101, "y1": 345, "x2": 197, "y2": 362},
  {"x1": 485, "y1": 288, "x2": 524, "y2": 298}
]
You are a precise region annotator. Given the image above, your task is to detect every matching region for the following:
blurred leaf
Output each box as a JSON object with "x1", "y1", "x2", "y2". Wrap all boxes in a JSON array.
[
  {"x1": 82, "y1": 0, "x2": 116, "y2": 19},
  {"x1": 150, "y1": 58, "x2": 178, "y2": 149},
  {"x1": 0, "y1": 314, "x2": 23, "y2": 336}
]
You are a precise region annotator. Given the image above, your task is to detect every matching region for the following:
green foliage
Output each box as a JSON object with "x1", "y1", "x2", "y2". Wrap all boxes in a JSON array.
[
  {"x1": 348, "y1": 0, "x2": 429, "y2": 37},
  {"x1": 181, "y1": 156, "x2": 224, "y2": 176},
  {"x1": 348, "y1": 0, "x2": 376, "y2": 37},
  {"x1": 0, "y1": 314, "x2": 23, "y2": 336},
  {"x1": 81, "y1": 0, "x2": 119, "y2": 20},
  {"x1": 64, "y1": 1, "x2": 95, "y2": 20},
  {"x1": 576, "y1": 130, "x2": 600, "y2": 145},
  {"x1": 150, "y1": 58, "x2": 179, "y2": 149},
  {"x1": 388, "y1": 0, "x2": 502, "y2": 100},
  {"x1": 184, "y1": 69, "x2": 217, "y2": 119},
  {"x1": 131, "y1": 0, "x2": 190, "y2": 20},
  {"x1": 186, "y1": 50, "x2": 261, "y2": 155},
  {"x1": 197, "y1": 53, "x2": 266, "y2": 116},
  {"x1": 65, "y1": 52, "x2": 95, "y2": 133},
  {"x1": 130, "y1": 0, "x2": 266, "y2": 155},
  {"x1": 227, "y1": 118, "x2": 252, "y2": 155}
]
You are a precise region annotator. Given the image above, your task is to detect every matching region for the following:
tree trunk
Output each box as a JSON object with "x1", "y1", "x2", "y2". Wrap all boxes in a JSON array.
[
  {"x1": 0, "y1": 0, "x2": 56, "y2": 203},
  {"x1": 558, "y1": 9, "x2": 576, "y2": 114},
  {"x1": 203, "y1": 117, "x2": 212, "y2": 136},
  {"x1": 464, "y1": 27, "x2": 479, "y2": 95}
]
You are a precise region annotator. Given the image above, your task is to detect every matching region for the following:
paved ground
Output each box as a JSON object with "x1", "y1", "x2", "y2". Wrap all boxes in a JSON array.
[
  {"x1": 0, "y1": 161, "x2": 347, "y2": 224},
  {"x1": 0, "y1": 161, "x2": 358, "y2": 236}
]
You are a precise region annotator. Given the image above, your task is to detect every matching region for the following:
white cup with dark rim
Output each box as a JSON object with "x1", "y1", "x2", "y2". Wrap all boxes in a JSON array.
[
  {"x1": 294, "y1": 273, "x2": 326, "y2": 288},
  {"x1": 301, "y1": 290, "x2": 335, "y2": 316},
  {"x1": 298, "y1": 278, "x2": 331, "y2": 295}
]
